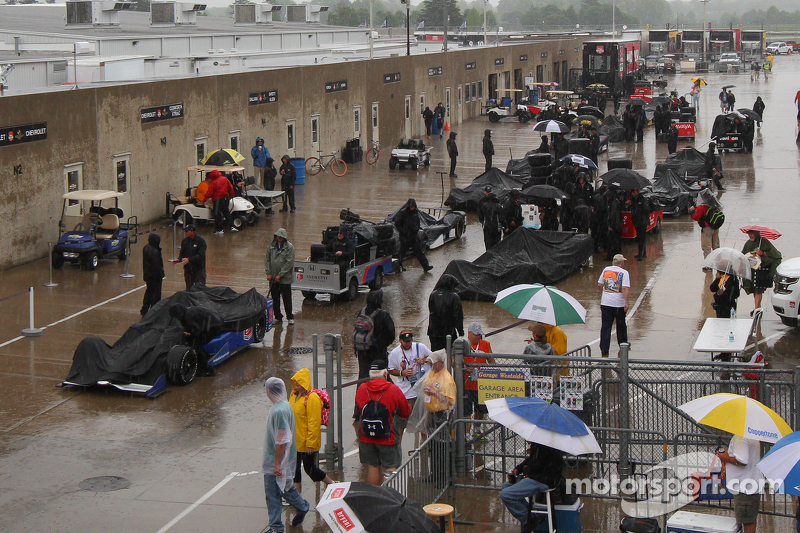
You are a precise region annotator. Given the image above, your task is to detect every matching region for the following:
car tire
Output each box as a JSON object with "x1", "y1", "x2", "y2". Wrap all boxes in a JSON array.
[
  {"x1": 347, "y1": 278, "x2": 359, "y2": 301},
  {"x1": 518, "y1": 114, "x2": 530, "y2": 124},
  {"x1": 52, "y1": 250, "x2": 64, "y2": 269},
  {"x1": 489, "y1": 112, "x2": 500, "y2": 123},
  {"x1": 83, "y1": 251, "x2": 99, "y2": 271},
  {"x1": 455, "y1": 217, "x2": 465, "y2": 239},
  {"x1": 247, "y1": 211, "x2": 260, "y2": 226},
  {"x1": 233, "y1": 215, "x2": 246, "y2": 230},
  {"x1": 411, "y1": 159, "x2": 418, "y2": 171},
  {"x1": 389, "y1": 157, "x2": 398, "y2": 170},
  {"x1": 779, "y1": 316, "x2": 798, "y2": 327},
  {"x1": 253, "y1": 314, "x2": 267, "y2": 343},
  {"x1": 302, "y1": 291, "x2": 317, "y2": 300},
  {"x1": 167, "y1": 345, "x2": 198, "y2": 385},
  {"x1": 368, "y1": 268, "x2": 384, "y2": 290}
]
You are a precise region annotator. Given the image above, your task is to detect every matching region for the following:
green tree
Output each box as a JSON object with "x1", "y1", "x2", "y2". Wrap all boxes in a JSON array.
[{"x1": 418, "y1": 0, "x2": 463, "y2": 28}]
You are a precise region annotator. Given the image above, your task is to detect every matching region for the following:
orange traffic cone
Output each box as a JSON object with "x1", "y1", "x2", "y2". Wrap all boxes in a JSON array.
[{"x1": 444, "y1": 121, "x2": 450, "y2": 131}]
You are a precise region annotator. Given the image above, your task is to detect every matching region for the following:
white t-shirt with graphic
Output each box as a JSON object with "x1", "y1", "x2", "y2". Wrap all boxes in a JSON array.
[{"x1": 598, "y1": 266, "x2": 630, "y2": 308}]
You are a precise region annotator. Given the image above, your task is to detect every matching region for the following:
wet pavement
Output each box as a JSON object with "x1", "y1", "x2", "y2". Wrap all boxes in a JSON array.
[{"x1": 2, "y1": 55, "x2": 800, "y2": 532}]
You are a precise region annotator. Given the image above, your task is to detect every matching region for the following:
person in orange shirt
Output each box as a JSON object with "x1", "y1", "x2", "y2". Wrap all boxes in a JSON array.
[
  {"x1": 464, "y1": 323, "x2": 495, "y2": 436},
  {"x1": 195, "y1": 173, "x2": 212, "y2": 206}
]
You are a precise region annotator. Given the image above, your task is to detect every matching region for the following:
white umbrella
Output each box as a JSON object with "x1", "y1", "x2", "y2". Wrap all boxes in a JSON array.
[
  {"x1": 532, "y1": 120, "x2": 570, "y2": 133},
  {"x1": 701, "y1": 247, "x2": 752, "y2": 279}
]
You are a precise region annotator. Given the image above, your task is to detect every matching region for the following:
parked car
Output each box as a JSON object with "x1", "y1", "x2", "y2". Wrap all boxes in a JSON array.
[
  {"x1": 658, "y1": 56, "x2": 676, "y2": 73},
  {"x1": 645, "y1": 55, "x2": 659, "y2": 73},
  {"x1": 716, "y1": 52, "x2": 742, "y2": 72},
  {"x1": 773, "y1": 257, "x2": 800, "y2": 327},
  {"x1": 388, "y1": 138, "x2": 432, "y2": 170},
  {"x1": 785, "y1": 40, "x2": 800, "y2": 52},
  {"x1": 766, "y1": 42, "x2": 791, "y2": 55}
]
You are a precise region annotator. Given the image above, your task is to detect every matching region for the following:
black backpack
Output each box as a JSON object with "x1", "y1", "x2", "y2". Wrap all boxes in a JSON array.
[
  {"x1": 353, "y1": 307, "x2": 380, "y2": 352},
  {"x1": 360, "y1": 389, "x2": 392, "y2": 439},
  {"x1": 706, "y1": 207, "x2": 725, "y2": 230}
]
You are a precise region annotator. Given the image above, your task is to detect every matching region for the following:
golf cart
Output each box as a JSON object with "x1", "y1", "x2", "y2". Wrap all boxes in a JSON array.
[
  {"x1": 169, "y1": 165, "x2": 256, "y2": 228},
  {"x1": 53, "y1": 190, "x2": 134, "y2": 271},
  {"x1": 486, "y1": 89, "x2": 531, "y2": 123},
  {"x1": 389, "y1": 138, "x2": 432, "y2": 170}
]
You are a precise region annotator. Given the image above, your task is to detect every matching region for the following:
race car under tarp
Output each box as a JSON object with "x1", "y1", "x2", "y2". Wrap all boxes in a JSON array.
[
  {"x1": 645, "y1": 167, "x2": 701, "y2": 216},
  {"x1": 439, "y1": 229, "x2": 594, "y2": 301},
  {"x1": 444, "y1": 168, "x2": 527, "y2": 211},
  {"x1": 384, "y1": 206, "x2": 465, "y2": 251},
  {"x1": 505, "y1": 149, "x2": 541, "y2": 179},
  {"x1": 63, "y1": 285, "x2": 268, "y2": 390},
  {"x1": 656, "y1": 147, "x2": 707, "y2": 179},
  {"x1": 599, "y1": 115, "x2": 627, "y2": 143}
]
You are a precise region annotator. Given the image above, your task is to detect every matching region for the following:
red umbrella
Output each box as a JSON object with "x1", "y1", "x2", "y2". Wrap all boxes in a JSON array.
[{"x1": 740, "y1": 225, "x2": 781, "y2": 240}]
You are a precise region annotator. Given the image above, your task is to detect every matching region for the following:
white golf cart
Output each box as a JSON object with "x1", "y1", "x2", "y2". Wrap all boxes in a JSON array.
[
  {"x1": 388, "y1": 139, "x2": 432, "y2": 170},
  {"x1": 485, "y1": 88, "x2": 531, "y2": 123},
  {"x1": 169, "y1": 165, "x2": 255, "y2": 229}
]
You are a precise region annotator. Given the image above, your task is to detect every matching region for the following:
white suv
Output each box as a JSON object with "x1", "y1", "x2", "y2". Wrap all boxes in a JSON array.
[
  {"x1": 766, "y1": 42, "x2": 792, "y2": 55},
  {"x1": 772, "y1": 257, "x2": 800, "y2": 326}
]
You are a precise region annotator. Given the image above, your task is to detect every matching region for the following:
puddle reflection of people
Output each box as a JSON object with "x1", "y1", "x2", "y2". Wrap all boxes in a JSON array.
[{"x1": 500, "y1": 443, "x2": 564, "y2": 533}]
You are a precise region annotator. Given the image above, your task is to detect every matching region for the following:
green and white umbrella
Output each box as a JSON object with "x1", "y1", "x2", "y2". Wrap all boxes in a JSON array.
[{"x1": 494, "y1": 284, "x2": 586, "y2": 325}]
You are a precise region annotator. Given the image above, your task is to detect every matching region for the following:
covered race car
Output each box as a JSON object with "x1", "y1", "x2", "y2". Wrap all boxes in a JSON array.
[
  {"x1": 440, "y1": 229, "x2": 594, "y2": 301},
  {"x1": 599, "y1": 115, "x2": 627, "y2": 143},
  {"x1": 656, "y1": 147, "x2": 707, "y2": 179},
  {"x1": 384, "y1": 205, "x2": 466, "y2": 251},
  {"x1": 444, "y1": 168, "x2": 527, "y2": 211},
  {"x1": 388, "y1": 138, "x2": 432, "y2": 170},
  {"x1": 61, "y1": 285, "x2": 271, "y2": 397},
  {"x1": 644, "y1": 167, "x2": 701, "y2": 216}
]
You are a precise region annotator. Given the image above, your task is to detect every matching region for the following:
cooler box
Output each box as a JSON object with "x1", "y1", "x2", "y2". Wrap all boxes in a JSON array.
[
  {"x1": 666, "y1": 511, "x2": 740, "y2": 533},
  {"x1": 533, "y1": 498, "x2": 583, "y2": 533},
  {"x1": 289, "y1": 157, "x2": 306, "y2": 185},
  {"x1": 521, "y1": 204, "x2": 540, "y2": 228}
]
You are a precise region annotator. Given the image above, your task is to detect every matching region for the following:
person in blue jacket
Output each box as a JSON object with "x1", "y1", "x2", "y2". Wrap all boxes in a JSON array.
[{"x1": 251, "y1": 137, "x2": 271, "y2": 188}]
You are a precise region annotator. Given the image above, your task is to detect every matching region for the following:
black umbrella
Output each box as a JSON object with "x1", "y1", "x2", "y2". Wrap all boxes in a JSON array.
[
  {"x1": 576, "y1": 105, "x2": 604, "y2": 119},
  {"x1": 600, "y1": 168, "x2": 651, "y2": 190},
  {"x1": 737, "y1": 108, "x2": 760, "y2": 122},
  {"x1": 628, "y1": 97, "x2": 647, "y2": 107},
  {"x1": 574, "y1": 115, "x2": 602, "y2": 130},
  {"x1": 647, "y1": 96, "x2": 673, "y2": 108},
  {"x1": 521, "y1": 184, "x2": 568, "y2": 200},
  {"x1": 317, "y1": 482, "x2": 439, "y2": 533},
  {"x1": 722, "y1": 85, "x2": 736, "y2": 91}
]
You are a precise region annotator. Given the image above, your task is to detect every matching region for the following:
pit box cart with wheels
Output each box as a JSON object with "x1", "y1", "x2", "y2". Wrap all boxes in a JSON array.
[
  {"x1": 168, "y1": 165, "x2": 256, "y2": 229},
  {"x1": 53, "y1": 190, "x2": 136, "y2": 271},
  {"x1": 711, "y1": 112, "x2": 747, "y2": 153},
  {"x1": 293, "y1": 219, "x2": 395, "y2": 302},
  {"x1": 241, "y1": 176, "x2": 285, "y2": 221},
  {"x1": 388, "y1": 138, "x2": 432, "y2": 171}
]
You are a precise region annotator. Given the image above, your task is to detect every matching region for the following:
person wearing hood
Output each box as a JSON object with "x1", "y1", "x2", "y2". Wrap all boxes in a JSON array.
[
  {"x1": 279, "y1": 155, "x2": 296, "y2": 213},
  {"x1": 752, "y1": 96, "x2": 765, "y2": 127},
  {"x1": 704, "y1": 142, "x2": 725, "y2": 191},
  {"x1": 434, "y1": 102, "x2": 445, "y2": 137},
  {"x1": 604, "y1": 188, "x2": 623, "y2": 261},
  {"x1": 263, "y1": 377, "x2": 309, "y2": 532},
  {"x1": 251, "y1": 137, "x2": 271, "y2": 188},
  {"x1": 667, "y1": 123, "x2": 679, "y2": 154},
  {"x1": 537, "y1": 134, "x2": 550, "y2": 153},
  {"x1": 326, "y1": 225, "x2": 354, "y2": 289},
  {"x1": 140, "y1": 233, "x2": 164, "y2": 317},
  {"x1": 427, "y1": 274, "x2": 464, "y2": 351},
  {"x1": 503, "y1": 189, "x2": 523, "y2": 237},
  {"x1": 288, "y1": 368, "x2": 334, "y2": 492},
  {"x1": 206, "y1": 169, "x2": 237, "y2": 235},
  {"x1": 169, "y1": 303, "x2": 223, "y2": 377},
  {"x1": 353, "y1": 289, "x2": 396, "y2": 383},
  {"x1": 446, "y1": 131, "x2": 458, "y2": 177},
  {"x1": 482, "y1": 129, "x2": 495, "y2": 171},
  {"x1": 265, "y1": 228, "x2": 296, "y2": 325},
  {"x1": 478, "y1": 187, "x2": 503, "y2": 250},
  {"x1": 422, "y1": 106, "x2": 434, "y2": 137},
  {"x1": 395, "y1": 198, "x2": 432, "y2": 272}
]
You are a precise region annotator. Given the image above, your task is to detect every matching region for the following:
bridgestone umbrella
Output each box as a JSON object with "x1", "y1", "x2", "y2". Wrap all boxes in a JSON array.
[
  {"x1": 574, "y1": 115, "x2": 602, "y2": 130},
  {"x1": 587, "y1": 83, "x2": 609, "y2": 90},
  {"x1": 740, "y1": 225, "x2": 781, "y2": 240},
  {"x1": 486, "y1": 397, "x2": 602, "y2": 455},
  {"x1": 678, "y1": 393, "x2": 792, "y2": 443},
  {"x1": 701, "y1": 247, "x2": 752, "y2": 279},
  {"x1": 201, "y1": 148, "x2": 246, "y2": 166},
  {"x1": 560, "y1": 154, "x2": 598, "y2": 170},
  {"x1": 600, "y1": 168, "x2": 651, "y2": 190},
  {"x1": 757, "y1": 431, "x2": 800, "y2": 495},
  {"x1": 494, "y1": 283, "x2": 586, "y2": 325},
  {"x1": 533, "y1": 120, "x2": 570, "y2": 133},
  {"x1": 316, "y1": 482, "x2": 439, "y2": 533},
  {"x1": 520, "y1": 185, "x2": 568, "y2": 201}
]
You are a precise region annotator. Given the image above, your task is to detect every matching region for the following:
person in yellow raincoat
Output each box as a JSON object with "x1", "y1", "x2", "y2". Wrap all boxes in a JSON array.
[{"x1": 289, "y1": 368, "x2": 333, "y2": 491}]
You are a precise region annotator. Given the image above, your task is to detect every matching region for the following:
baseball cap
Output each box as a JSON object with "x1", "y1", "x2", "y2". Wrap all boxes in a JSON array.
[
  {"x1": 484, "y1": 185, "x2": 493, "y2": 193},
  {"x1": 399, "y1": 332, "x2": 413, "y2": 341},
  {"x1": 468, "y1": 323, "x2": 484, "y2": 336},
  {"x1": 370, "y1": 359, "x2": 387, "y2": 371},
  {"x1": 184, "y1": 224, "x2": 196, "y2": 232},
  {"x1": 613, "y1": 254, "x2": 627, "y2": 263}
]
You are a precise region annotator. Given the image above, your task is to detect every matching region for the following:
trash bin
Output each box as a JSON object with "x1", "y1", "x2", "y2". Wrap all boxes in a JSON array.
[{"x1": 289, "y1": 157, "x2": 305, "y2": 185}]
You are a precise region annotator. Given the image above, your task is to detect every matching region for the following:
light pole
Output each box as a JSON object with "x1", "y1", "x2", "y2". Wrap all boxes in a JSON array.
[
  {"x1": 483, "y1": 0, "x2": 487, "y2": 45},
  {"x1": 700, "y1": 0, "x2": 709, "y2": 64},
  {"x1": 612, "y1": 0, "x2": 615, "y2": 37},
  {"x1": 404, "y1": 0, "x2": 410, "y2": 56},
  {"x1": 369, "y1": 0, "x2": 374, "y2": 59}
]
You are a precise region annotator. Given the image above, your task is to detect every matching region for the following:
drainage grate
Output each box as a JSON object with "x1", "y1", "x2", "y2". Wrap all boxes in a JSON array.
[
  {"x1": 282, "y1": 347, "x2": 313, "y2": 355},
  {"x1": 78, "y1": 476, "x2": 130, "y2": 492}
]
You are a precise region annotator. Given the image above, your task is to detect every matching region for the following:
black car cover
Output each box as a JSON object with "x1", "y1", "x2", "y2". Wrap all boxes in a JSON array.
[
  {"x1": 711, "y1": 112, "x2": 746, "y2": 140},
  {"x1": 645, "y1": 167, "x2": 701, "y2": 216},
  {"x1": 439, "y1": 229, "x2": 594, "y2": 301},
  {"x1": 599, "y1": 115, "x2": 626, "y2": 143},
  {"x1": 444, "y1": 168, "x2": 527, "y2": 211},
  {"x1": 65, "y1": 285, "x2": 267, "y2": 386},
  {"x1": 505, "y1": 149, "x2": 541, "y2": 179},
  {"x1": 657, "y1": 147, "x2": 707, "y2": 178},
  {"x1": 384, "y1": 206, "x2": 463, "y2": 250}
]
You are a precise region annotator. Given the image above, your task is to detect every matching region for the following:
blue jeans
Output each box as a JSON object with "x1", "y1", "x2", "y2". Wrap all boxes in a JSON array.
[
  {"x1": 600, "y1": 305, "x2": 627, "y2": 355},
  {"x1": 501, "y1": 477, "x2": 549, "y2": 532},
  {"x1": 263, "y1": 474, "x2": 309, "y2": 533}
]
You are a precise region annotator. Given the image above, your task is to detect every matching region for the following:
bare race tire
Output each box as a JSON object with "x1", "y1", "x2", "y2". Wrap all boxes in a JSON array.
[
  {"x1": 389, "y1": 157, "x2": 398, "y2": 170},
  {"x1": 166, "y1": 345, "x2": 198, "y2": 385},
  {"x1": 52, "y1": 250, "x2": 64, "y2": 269},
  {"x1": 83, "y1": 251, "x2": 99, "y2": 271},
  {"x1": 306, "y1": 157, "x2": 322, "y2": 176},
  {"x1": 366, "y1": 149, "x2": 379, "y2": 165},
  {"x1": 331, "y1": 159, "x2": 347, "y2": 177},
  {"x1": 368, "y1": 268, "x2": 384, "y2": 290},
  {"x1": 518, "y1": 114, "x2": 530, "y2": 124},
  {"x1": 253, "y1": 314, "x2": 267, "y2": 343},
  {"x1": 246, "y1": 211, "x2": 260, "y2": 226},
  {"x1": 455, "y1": 217, "x2": 465, "y2": 239}
]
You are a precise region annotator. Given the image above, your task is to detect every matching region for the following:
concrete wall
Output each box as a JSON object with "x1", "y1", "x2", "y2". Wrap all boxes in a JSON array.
[{"x1": 0, "y1": 35, "x2": 587, "y2": 270}]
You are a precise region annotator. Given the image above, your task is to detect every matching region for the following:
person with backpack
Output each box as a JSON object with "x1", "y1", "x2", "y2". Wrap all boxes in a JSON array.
[
  {"x1": 289, "y1": 368, "x2": 334, "y2": 492},
  {"x1": 388, "y1": 330, "x2": 432, "y2": 442},
  {"x1": 427, "y1": 274, "x2": 464, "y2": 351},
  {"x1": 355, "y1": 359, "x2": 410, "y2": 485},
  {"x1": 352, "y1": 290, "x2": 396, "y2": 381},
  {"x1": 689, "y1": 202, "x2": 721, "y2": 261}
]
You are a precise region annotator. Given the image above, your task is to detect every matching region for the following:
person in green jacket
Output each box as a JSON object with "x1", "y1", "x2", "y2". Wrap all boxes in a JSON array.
[
  {"x1": 265, "y1": 228, "x2": 296, "y2": 324},
  {"x1": 742, "y1": 230, "x2": 781, "y2": 312}
]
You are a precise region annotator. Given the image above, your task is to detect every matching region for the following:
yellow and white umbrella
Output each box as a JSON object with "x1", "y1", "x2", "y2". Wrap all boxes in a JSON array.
[{"x1": 678, "y1": 393, "x2": 792, "y2": 443}]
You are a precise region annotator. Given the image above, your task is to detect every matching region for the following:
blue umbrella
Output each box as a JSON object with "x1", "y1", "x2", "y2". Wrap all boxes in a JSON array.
[
  {"x1": 507, "y1": 396, "x2": 589, "y2": 436},
  {"x1": 757, "y1": 431, "x2": 800, "y2": 495}
]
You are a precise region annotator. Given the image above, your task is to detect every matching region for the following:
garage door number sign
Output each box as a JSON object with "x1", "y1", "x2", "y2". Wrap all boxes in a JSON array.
[{"x1": 0, "y1": 122, "x2": 47, "y2": 147}]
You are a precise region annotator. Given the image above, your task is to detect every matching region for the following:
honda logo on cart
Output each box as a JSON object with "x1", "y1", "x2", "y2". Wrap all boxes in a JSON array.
[{"x1": 334, "y1": 508, "x2": 356, "y2": 530}]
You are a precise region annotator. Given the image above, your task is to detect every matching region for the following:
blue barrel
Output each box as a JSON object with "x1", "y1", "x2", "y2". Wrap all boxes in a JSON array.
[{"x1": 290, "y1": 157, "x2": 305, "y2": 185}]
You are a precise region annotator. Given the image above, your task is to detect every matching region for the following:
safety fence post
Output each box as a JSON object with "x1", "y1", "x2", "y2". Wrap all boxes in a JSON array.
[
  {"x1": 170, "y1": 221, "x2": 178, "y2": 262},
  {"x1": 795, "y1": 366, "x2": 800, "y2": 431},
  {"x1": 324, "y1": 333, "x2": 337, "y2": 471},
  {"x1": 453, "y1": 337, "x2": 466, "y2": 478},
  {"x1": 120, "y1": 236, "x2": 135, "y2": 279},
  {"x1": 44, "y1": 243, "x2": 58, "y2": 288},
  {"x1": 312, "y1": 333, "x2": 319, "y2": 390},
  {"x1": 21, "y1": 286, "x2": 42, "y2": 337},
  {"x1": 618, "y1": 342, "x2": 631, "y2": 476},
  {"x1": 335, "y1": 334, "x2": 344, "y2": 471}
]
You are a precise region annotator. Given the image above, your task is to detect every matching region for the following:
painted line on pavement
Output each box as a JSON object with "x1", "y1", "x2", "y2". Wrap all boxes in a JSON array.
[{"x1": 155, "y1": 471, "x2": 244, "y2": 533}]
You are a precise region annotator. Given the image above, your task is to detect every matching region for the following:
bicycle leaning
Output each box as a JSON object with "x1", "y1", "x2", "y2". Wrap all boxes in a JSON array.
[
  {"x1": 305, "y1": 149, "x2": 347, "y2": 176},
  {"x1": 365, "y1": 140, "x2": 381, "y2": 165}
]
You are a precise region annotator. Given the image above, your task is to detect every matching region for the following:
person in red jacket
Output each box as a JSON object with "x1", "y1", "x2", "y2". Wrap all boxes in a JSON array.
[
  {"x1": 205, "y1": 170, "x2": 237, "y2": 235},
  {"x1": 689, "y1": 202, "x2": 719, "y2": 263},
  {"x1": 355, "y1": 359, "x2": 410, "y2": 485}
]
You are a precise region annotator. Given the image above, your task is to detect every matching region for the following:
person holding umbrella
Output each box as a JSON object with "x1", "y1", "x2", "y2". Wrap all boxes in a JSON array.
[
  {"x1": 742, "y1": 228, "x2": 782, "y2": 312},
  {"x1": 691, "y1": 79, "x2": 703, "y2": 110},
  {"x1": 716, "y1": 436, "x2": 763, "y2": 533}
]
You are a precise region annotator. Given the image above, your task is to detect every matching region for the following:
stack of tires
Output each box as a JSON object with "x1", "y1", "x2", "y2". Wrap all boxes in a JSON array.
[
  {"x1": 342, "y1": 138, "x2": 363, "y2": 164},
  {"x1": 526, "y1": 153, "x2": 552, "y2": 186},
  {"x1": 607, "y1": 158, "x2": 633, "y2": 171},
  {"x1": 568, "y1": 138, "x2": 591, "y2": 159},
  {"x1": 680, "y1": 106, "x2": 696, "y2": 123},
  {"x1": 375, "y1": 223, "x2": 397, "y2": 258}
]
